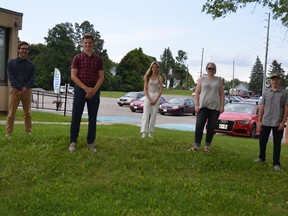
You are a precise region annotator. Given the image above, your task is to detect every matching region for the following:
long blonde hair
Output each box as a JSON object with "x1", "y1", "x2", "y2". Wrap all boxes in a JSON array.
[{"x1": 144, "y1": 61, "x2": 160, "y2": 82}]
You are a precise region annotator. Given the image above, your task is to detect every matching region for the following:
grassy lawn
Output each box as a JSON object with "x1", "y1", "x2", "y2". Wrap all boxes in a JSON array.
[{"x1": 1, "y1": 111, "x2": 288, "y2": 215}]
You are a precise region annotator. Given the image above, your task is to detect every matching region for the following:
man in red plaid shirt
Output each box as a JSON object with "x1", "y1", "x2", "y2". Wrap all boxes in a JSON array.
[{"x1": 69, "y1": 33, "x2": 105, "y2": 153}]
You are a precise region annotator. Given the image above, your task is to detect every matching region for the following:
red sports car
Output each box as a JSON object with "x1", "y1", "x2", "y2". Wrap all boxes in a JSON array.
[
  {"x1": 215, "y1": 102, "x2": 260, "y2": 138},
  {"x1": 129, "y1": 96, "x2": 168, "y2": 112}
]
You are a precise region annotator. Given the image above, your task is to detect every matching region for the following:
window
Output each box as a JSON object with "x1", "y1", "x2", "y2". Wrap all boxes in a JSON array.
[{"x1": 0, "y1": 27, "x2": 8, "y2": 83}]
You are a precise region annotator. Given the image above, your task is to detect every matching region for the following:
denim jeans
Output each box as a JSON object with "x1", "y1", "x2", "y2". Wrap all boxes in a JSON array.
[
  {"x1": 70, "y1": 86, "x2": 100, "y2": 144},
  {"x1": 259, "y1": 125, "x2": 283, "y2": 166},
  {"x1": 194, "y1": 108, "x2": 220, "y2": 147}
]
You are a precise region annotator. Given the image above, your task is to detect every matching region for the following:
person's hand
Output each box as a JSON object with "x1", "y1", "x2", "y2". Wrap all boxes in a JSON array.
[
  {"x1": 195, "y1": 105, "x2": 199, "y2": 112},
  {"x1": 85, "y1": 87, "x2": 96, "y2": 99},
  {"x1": 278, "y1": 122, "x2": 285, "y2": 131},
  {"x1": 257, "y1": 122, "x2": 262, "y2": 132}
]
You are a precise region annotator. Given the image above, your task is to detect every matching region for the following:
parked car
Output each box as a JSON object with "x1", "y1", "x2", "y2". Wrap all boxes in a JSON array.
[
  {"x1": 129, "y1": 96, "x2": 168, "y2": 112},
  {"x1": 215, "y1": 102, "x2": 260, "y2": 138},
  {"x1": 117, "y1": 92, "x2": 145, "y2": 106},
  {"x1": 159, "y1": 97, "x2": 196, "y2": 116},
  {"x1": 60, "y1": 85, "x2": 74, "y2": 94}
]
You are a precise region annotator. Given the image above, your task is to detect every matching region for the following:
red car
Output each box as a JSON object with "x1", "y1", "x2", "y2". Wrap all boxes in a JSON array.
[
  {"x1": 215, "y1": 102, "x2": 260, "y2": 138},
  {"x1": 129, "y1": 96, "x2": 168, "y2": 112}
]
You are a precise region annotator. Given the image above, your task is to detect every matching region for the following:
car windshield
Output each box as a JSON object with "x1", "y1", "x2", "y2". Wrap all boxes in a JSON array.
[
  {"x1": 225, "y1": 103, "x2": 256, "y2": 114},
  {"x1": 124, "y1": 92, "x2": 138, "y2": 97},
  {"x1": 169, "y1": 98, "x2": 185, "y2": 104}
]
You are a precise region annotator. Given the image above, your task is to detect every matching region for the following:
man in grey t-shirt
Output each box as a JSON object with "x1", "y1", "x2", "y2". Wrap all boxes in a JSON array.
[{"x1": 255, "y1": 73, "x2": 288, "y2": 171}]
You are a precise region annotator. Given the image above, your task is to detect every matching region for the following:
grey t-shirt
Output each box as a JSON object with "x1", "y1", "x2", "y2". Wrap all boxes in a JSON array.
[
  {"x1": 261, "y1": 88, "x2": 288, "y2": 127},
  {"x1": 199, "y1": 76, "x2": 222, "y2": 111}
]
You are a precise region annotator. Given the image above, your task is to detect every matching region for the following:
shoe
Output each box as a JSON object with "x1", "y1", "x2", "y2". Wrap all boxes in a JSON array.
[
  {"x1": 274, "y1": 165, "x2": 281, "y2": 171},
  {"x1": 87, "y1": 143, "x2": 97, "y2": 153},
  {"x1": 5, "y1": 134, "x2": 11, "y2": 139},
  {"x1": 204, "y1": 146, "x2": 210, "y2": 152},
  {"x1": 26, "y1": 132, "x2": 32, "y2": 136},
  {"x1": 148, "y1": 133, "x2": 153, "y2": 138},
  {"x1": 188, "y1": 146, "x2": 199, "y2": 152},
  {"x1": 69, "y1": 142, "x2": 76, "y2": 152},
  {"x1": 254, "y1": 158, "x2": 264, "y2": 163},
  {"x1": 141, "y1": 133, "x2": 146, "y2": 139}
]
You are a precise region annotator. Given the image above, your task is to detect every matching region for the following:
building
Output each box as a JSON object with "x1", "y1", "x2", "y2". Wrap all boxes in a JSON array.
[{"x1": 0, "y1": 8, "x2": 23, "y2": 113}]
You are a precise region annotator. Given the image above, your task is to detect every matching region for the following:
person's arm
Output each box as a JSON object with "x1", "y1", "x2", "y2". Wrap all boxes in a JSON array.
[
  {"x1": 152, "y1": 76, "x2": 163, "y2": 105},
  {"x1": 257, "y1": 104, "x2": 265, "y2": 131},
  {"x1": 279, "y1": 105, "x2": 288, "y2": 130},
  {"x1": 143, "y1": 77, "x2": 152, "y2": 103},
  {"x1": 219, "y1": 78, "x2": 225, "y2": 113},
  {"x1": 7, "y1": 59, "x2": 22, "y2": 90},
  {"x1": 194, "y1": 78, "x2": 202, "y2": 112}
]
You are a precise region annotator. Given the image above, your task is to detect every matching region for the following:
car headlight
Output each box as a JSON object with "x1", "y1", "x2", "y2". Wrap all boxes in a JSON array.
[
  {"x1": 235, "y1": 120, "x2": 249, "y2": 124},
  {"x1": 172, "y1": 106, "x2": 179, "y2": 110}
]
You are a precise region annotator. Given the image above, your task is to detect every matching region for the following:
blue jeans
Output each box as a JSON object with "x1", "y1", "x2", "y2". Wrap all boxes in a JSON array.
[
  {"x1": 259, "y1": 125, "x2": 283, "y2": 166},
  {"x1": 70, "y1": 86, "x2": 100, "y2": 144},
  {"x1": 194, "y1": 108, "x2": 220, "y2": 147}
]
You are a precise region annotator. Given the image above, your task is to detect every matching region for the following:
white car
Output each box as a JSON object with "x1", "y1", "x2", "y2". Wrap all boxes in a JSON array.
[{"x1": 60, "y1": 85, "x2": 74, "y2": 94}]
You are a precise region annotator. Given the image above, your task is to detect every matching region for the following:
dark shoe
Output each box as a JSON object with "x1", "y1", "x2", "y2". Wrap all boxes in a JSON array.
[{"x1": 87, "y1": 143, "x2": 97, "y2": 153}]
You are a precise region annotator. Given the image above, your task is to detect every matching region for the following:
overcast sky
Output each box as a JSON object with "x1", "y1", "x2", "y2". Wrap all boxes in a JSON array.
[{"x1": 1, "y1": 0, "x2": 287, "y2": 82}]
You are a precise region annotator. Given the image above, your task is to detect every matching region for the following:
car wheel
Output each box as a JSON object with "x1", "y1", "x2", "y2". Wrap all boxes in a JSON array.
[
  {"x1": 250, "y1": 124, "x2": 256, "y2": 138},
  {"x1": 179, "y1": 109, "x2": 183, "y2": 116},
  {"x1": 160, "y1": 113, "x2": 165, "y2": 115},
  {"x1": 131, "y1": 110, "x2": 136, "y2": 112},
  {"x1": 118, "y1": 104, "x2": 123, "y2": 106}
]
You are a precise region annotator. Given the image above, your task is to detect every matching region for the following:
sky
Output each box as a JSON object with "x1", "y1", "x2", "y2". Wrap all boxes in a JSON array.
[{"x1": 1, "y1": 0, "x2": 288, "y2": 82}]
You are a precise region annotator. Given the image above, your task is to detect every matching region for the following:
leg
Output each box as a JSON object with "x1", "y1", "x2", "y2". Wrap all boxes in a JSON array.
[
  {"x1": 140, "y1": 98, "x2": 151, "y2": 134},
  {"x1": 148, "y1": 94, "x2": 160, "y2": 133},
  {"x1": 205, "y1": 109, "x2": 220, "y2": 146},
  {"x1": 272, "y1": 127, "x2": 283, "y2": 166},
  {"x1": 70, "y1": 86, "x2": 86, "y2": 143},
  {"x1": 258, "y1": 125, "x2": 271, "y2": 161},
  {"x1": 194, "y1": 108, "x2": 209, "y2": 147},
  {"x1": 21, "y1": 89, "x2": 32, "y2": 134},
  {"x1": 6, "y1": 88, "x2": 21, "y2": 135},
  {"x1": 86, "y1": 90, "x2": 100, "y2": 144}
]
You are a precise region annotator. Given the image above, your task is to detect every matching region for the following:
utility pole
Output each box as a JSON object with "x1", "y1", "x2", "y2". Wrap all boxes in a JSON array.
[
  {"x1": 232, "y1": 60, "x2": 235, "y2": 89},
  {"x1": 262, "y1": 13, "x2": 270, "y2": 95},
  {"x1": 200, "y1": 48, "x2": 204, "y2": 77}
]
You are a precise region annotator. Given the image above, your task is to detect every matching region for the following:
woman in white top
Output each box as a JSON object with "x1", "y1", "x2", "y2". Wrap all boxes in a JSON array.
[{"x1": 140, "y1": 61, "x2": 163, "y2": 138}]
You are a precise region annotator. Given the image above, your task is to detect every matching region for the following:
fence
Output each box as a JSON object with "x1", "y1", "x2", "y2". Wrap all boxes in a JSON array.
[{"x1": 30, "y1": 89, "x2": 73, "y2": 116}]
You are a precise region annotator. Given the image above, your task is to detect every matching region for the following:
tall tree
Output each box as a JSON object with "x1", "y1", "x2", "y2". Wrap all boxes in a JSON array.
[
  {"x1": 249, "y1": 56, "x2": 264, "y2": 94},
  {"x1": 115, "y1": 48, "x2": 153, "y2": 92},
  {"x1": 160, "y1": 47, "x2": 175, "y2": 88},
  {"x1": 202, "y1": 0, "x2": 288, "y2": 27},
  {"x1": 44, "y1": 22, "x2": 76, "y2": 84}
]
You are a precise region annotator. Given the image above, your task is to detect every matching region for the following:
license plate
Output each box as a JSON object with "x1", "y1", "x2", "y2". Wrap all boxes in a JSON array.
[
  {"x1": 163, "y1": 109, "x2": 167, "y2": 112},
  {"x1": 134, "y1": 106, "x2": 137, "y2": 109},
  {"x1": 219, "y1": 123, "x2": 228, "y2": 130}
]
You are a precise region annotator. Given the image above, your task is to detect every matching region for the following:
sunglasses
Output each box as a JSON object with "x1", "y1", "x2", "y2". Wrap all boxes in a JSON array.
[{"x1": 207, "y1": 67, "x2": 215, "y2": 71}]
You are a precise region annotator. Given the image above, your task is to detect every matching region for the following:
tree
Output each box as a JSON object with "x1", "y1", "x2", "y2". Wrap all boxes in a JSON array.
[
  {"x1": 249, "y1": 56, "x2": 264, "y2": 94},
  {"x1": 202, "y1": 0, "x2": 288, "y2": 27},
  {"x1": 268, "y1": 59, "x2": 286, "y2": 86},
  {"x1": 44, "y1": 22, "x2": 77, "y2": 85},
  {"x1": 160, "y1": 47, "x2": 175, "y2": 88},
  {"x1": 115, "y1": 48, "x2": 153, "y2": 92}
]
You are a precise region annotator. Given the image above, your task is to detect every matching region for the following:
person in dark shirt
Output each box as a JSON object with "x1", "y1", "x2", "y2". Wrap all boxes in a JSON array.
[
  {"x1": 69, "y1": 33, "x2": 105, "y2": 153},
  {"x1": 6, "y1": 41, "x2": 35, "y2": 137}
]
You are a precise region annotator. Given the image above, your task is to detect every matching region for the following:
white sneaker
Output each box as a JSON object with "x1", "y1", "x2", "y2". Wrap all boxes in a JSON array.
[
  {"x1": 141, "y1": 133, "x2": 146, "y2": 138},
  {"x1": 69, "y1": 142, "x2": 76, "y2": 152},
  {"x1": 274, "y1": 165, "x2": 281, "y2": 171},
  {"x1": 87, "y1": 143, "x2": 97, "y2": 153},
  {"x1": 148, "y1": 133, "x2": 153, "y2": 138}
]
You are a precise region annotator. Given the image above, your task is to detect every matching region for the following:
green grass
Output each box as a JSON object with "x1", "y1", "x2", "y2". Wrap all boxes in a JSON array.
[{"x1": 1, "y1": 111, "x2": 288, "y2": 215}]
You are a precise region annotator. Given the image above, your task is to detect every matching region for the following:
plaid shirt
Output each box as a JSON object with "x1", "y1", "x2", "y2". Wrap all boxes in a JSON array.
[{"x1": 71, "y1": 52, "x2": 104, "y2": 87}]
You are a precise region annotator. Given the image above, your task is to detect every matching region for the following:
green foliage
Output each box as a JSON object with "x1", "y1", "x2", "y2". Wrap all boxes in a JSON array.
[
  {"x1": 160, "y1": 47, "x2": 175, "y2": 88},
  {"x1": 1, "y1": 121, "x2": 288, "y2": 215},
  {"x1": 115, "y1": 48, "x2": 153, "y2": 91},
  {"x1": 268, "y1": 59, "x2": 286, "y2": 87},
  {"x1": 202, "y1": 0, "x2": 288, "y2": 27},
  {"x1": 249, "y1": 56, "x2": 264, "y2": 94}
]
